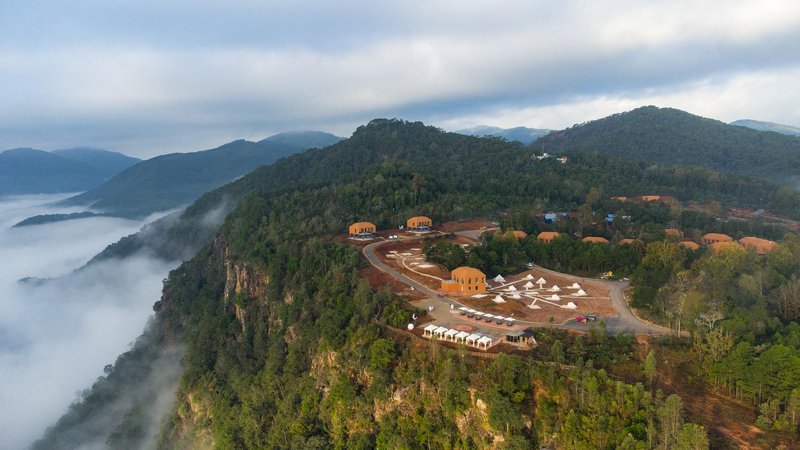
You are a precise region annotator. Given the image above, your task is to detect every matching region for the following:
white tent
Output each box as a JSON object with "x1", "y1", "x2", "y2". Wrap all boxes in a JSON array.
[
  {"x1": 549, "y1": 294, "x2": 561, "y2": 301},
  {"x1": 493, "y1": 295, "x2": 506, "y2": 304},
  {"x1": 574, "y1": 289, "x2": 587, "y2": 296},
  {"x1": 511, "y1": 293, "x2": 522, "y2": 299},
  {"x1": 523, "y1": 281, "x2": 535, "y2": 289},
  {"x1": 444, "y1": 329, "x2": 459, "y2": 341},
  {"x1": 561, "y1": 302, "x2": 577, "y2": 309},
  {"x1": 477, "y1": 336, "x2": 493, "y2": 349},
  {"x1": 434, "y1": 326, "x2": 449, "y2": 338},
  {"x1": 549, "y1": 285, "x2": 561, "y2": 292},
  {"x1": 536, "y1": 277, "x2": 547, "y2": 286},
  {"x1": 423, "y1": 324, "x2": 438, "y2": 337},
  {"x1": 571, "y1": 282, "x2": 581, "y2": 289},
  {"x1": 507, "y1": 285, "x2": 518, "y2": 292},
  {"x1": 493, "y1": 275, "x2": 506, "y2": 283},
  {"x1": 525, "y1": 274, "x2": 535, "y2": 280},
  {"x1": 466, "y1": 333, "x2": 481, "y2": 346},
  {"x1": 455, "y1": 331, "x2": 470, "y2": 343}
]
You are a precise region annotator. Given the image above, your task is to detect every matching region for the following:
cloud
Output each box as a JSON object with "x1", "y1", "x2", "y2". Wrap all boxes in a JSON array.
[
  {"x1": 1, "y1": 1, "x2": 800, "y2": 155},
  {"x1": 0, "y1": 194, "x2": 179, "y2": 449}
]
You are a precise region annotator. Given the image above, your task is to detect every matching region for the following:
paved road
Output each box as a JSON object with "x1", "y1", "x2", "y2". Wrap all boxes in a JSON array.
[{"x1": 363, "y1": 235, "x2": 676, "y2": 336}]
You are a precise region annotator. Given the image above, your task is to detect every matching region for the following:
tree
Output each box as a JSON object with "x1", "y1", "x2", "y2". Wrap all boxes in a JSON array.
[
  {"x1": 673, "y1": 423, "x2": 709, "y2": 450},
  {"x1": 658, "y1": 394, "x2": 684, "y2": 449},
  {"x1": 775, "y1": 276, "x2": 800, "y2": 322},
  {"x1": 643, "y1": 350, "x2": 657, "y2": 385}
]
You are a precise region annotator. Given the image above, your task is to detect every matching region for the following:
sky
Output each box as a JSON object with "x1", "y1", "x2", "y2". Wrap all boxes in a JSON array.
[
  {"x1": 0, "y1": 194, "x2": 179, "y2": 449},
  {"x1": 2, "y1": 0, "x2": 800, "y2": 158}
]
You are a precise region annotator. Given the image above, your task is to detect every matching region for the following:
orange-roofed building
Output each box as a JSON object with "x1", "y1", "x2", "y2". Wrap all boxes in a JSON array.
[
  {"x1": 710, "y1": 241, "x2": 741, "y2": 254},
  {"x1": 739, "y1": 237, "x2": 778, "y2": 254},
  {"x1": 407, "y1": 216, "x2": 432, "y2": 229},
  {"x1": 641, "y1": 195, "x2": 662, "y2": 202},
  {"x1": 702, "y1": 233, "x2": 733, "y2": 245},
  {"x1": 511, "y1": 230, "x2": 527, "y2": 239},
  {"x1": 679, "y1": 241, "x2": 700, "y2": 251},
  {"x1": 537, "y1": 231, "x2": 560, "y2": 243},
  {"x1": 348, "y1": 222, "x2": 376, "y2": 236},
  {"x1": 582, "y1": 236, "x2": 609, "y2": 244},
  {"x1": 442, "y1": 266, "x2": 487, "y2": 293},
  {"x1": 618, "y1": 238, "x2": 639, "y2": 245},
  {"x1": 665, "y1": 228, "x2": 684, "y2": 238}
]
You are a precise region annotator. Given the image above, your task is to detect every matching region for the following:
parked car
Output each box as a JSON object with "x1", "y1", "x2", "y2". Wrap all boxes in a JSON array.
[
  {"x1": 575, "y1": 316, "x2": 587, "y2": 323},
  {"x1": 586, "y1": 314, "x2": 597, "y2": 321}
]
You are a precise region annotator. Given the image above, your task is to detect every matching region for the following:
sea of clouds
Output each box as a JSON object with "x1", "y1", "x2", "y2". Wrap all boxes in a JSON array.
[{"x1": 0, "y1": 194, "x2": 179, "y2": 449}]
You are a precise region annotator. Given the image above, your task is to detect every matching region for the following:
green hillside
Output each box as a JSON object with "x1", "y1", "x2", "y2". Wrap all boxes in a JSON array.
[
  {"x1": 0, "y1": 148, "x2": 106, "y2": 194},
  {"x1": 37, "y1": 118, "x2": 800, "y2": 449},
  {"x1": 63, "y1": 131, "x2": 341, "y2": 218},
  {"x1": 535, "y1": 106, "x2": 800, "y2": 185}
]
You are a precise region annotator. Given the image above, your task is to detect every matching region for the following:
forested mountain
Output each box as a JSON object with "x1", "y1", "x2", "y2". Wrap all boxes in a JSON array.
[
  {"x1": 36, "y1": 119, "x2": 731, "y2": 449},
  {"x1": 535, "y1": 106, "x2": 800, "y2": 186},
  {"x1": 90, "y1": 118, "x2": 800, "y2": 265},
  {"x1": 51, "y1": 147, "x2": 140, "y2": 176},
  {"x1": 0, "y1": 148, "x2": 108, "y2": 194},
  {"x1": 455, "y1": 125, "x2": 550, "y2": 144},
  {"x1": 731, "y1": 119, "x2": 800, "y2": 137},
  {"x1": 62, "y1": 131, "x2": 340, "y2": 218}
]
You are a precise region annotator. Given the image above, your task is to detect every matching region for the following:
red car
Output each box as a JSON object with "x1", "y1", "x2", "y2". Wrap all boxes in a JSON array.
[{"x1": 575, "y1": 316, "x2": 587, "y2": 323}]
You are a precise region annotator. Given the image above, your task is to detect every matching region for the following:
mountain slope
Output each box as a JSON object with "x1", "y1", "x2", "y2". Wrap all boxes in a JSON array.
[
  {"x1": 62, "y1": 134, "x2": 333, "y2": 218},
  {"x1": 0, "y1": 148, "x2": 107, "y2": 195},
  {"x1": 259, "y1": 130, "x2": 344, "y2": 148},
  {"x1": 52, "y1": 147, "x2": 141, "y2": 177},
  {"x1": 730, "y1": 119, "x2": 800, "y2": 137},
  {"x1": 535, "y1": 106, "x2": 800, "y2": 185},
  {"x1": 455, "y1": 125, "x2": 550, "y2": 144}
]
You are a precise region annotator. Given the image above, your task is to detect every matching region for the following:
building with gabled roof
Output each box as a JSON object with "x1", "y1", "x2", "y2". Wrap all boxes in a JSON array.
[
  {"x1": 511, "y1": 230, "x2": 527, "y2": 239},
  {"x1": 441, "y1": 266, "x2": 487, "y2": 293},
  {"x1": 348, "y1": 222, "x2": 376, "y2": 237},
  {"x1": 739, "y1": 236, "x2": 778, "y2": 254},
  {"x1": 537, "y1": 231, "x2": 560, "y2": 243},
  {"x1": 702, "y1": 233, "x2": 733, "y2": 245},
  {"x1": 407, "y1": 216, "x2": 432, "y2": 230}
]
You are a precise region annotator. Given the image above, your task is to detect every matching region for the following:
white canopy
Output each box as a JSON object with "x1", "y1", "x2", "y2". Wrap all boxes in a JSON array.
[
  {"x1": 444, "y1": 329, "x2": 459, "y2": 339},
  {"x1": 477, "y1": 336, "x2": 493, "y2": 348},
  {"x1": 423, "y1": 324, "x2": 438, "y2": 333},
  {"x1": 493, "y1": 295, "x2": 506, "y2": 304},
  {"x1": 523, "y1": 281, "x2": 535, "y2": 289},
  {"x1": 562, "y1": 302, "x2": 577, "y2": 309},
  {"x1": 507, "y1": 285, "x2": 518, "y2": 292},
  {"x1": 575, "y1": 289, "x2": 587, "y2": 296},
  {"x1": 434, "y1": 326, "x2": 449, "y2": 336},
  {"x1": 549, "y1": 285, "x2": 561, "y2": 292},
  {"x1": 549, "y1": 294, "x2": 561, "y2": 301},
  {"x1": 571, "y1": 282, "x2": 581, "y2": 289},
  {"x1": 455, "y1": 331, "x2": 470, "y2": 342},
  {"x1": 466, "y1": 333, "x2": 482, "y2": 345},
  {"x1": 511, "y1": 293, "x2": 522, "y2": 299},
  {"x1": 536, "y1": 277, "x2": 547, "y2": 285},
  {"x1": 493, "y1": 275, "x2": 506, "y2": 283},
  {"x1": 525, "y1": 274, "x2": 535, "y2": 280}
]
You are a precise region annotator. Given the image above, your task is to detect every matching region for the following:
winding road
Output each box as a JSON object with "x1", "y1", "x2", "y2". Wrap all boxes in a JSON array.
[{"x1": 363, "y1": 234, "x2": 675, "y2": 336}]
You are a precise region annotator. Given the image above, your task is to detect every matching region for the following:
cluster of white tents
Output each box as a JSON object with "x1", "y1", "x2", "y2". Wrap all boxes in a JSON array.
[
  {"x1": 422, "y1": 324, "x2": 495, "y2": 350},
  {"x1": 457, "y1": 306, "x2": 515, "y2": 326}
]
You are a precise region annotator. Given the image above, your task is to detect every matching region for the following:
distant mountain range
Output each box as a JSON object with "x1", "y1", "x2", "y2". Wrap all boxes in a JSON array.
[
  {"x1": 0, "y1": 148, "x2": 139, "y2": 195},
  {"x1": 534, "y1": 106, "x2": 800, "y2": 185},
  {"x1": 454, "y1": 125, "x2": 550, "y2": 144},
  {"x1": 61, "y1": 131, "x2": 343, "y2": 217},
  {"x1": 730, "y1": 119, "x2": 800, "y2": 136}
]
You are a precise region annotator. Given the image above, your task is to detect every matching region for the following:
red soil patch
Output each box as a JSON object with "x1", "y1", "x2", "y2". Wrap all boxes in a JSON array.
[{"x1": 440, "y1": 220, "x2": 496, "y2": 233}]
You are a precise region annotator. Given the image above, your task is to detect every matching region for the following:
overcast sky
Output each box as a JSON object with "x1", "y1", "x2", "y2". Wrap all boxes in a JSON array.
[{"x1": 2, "y1": 0, "x2": 800, "y2": 157}]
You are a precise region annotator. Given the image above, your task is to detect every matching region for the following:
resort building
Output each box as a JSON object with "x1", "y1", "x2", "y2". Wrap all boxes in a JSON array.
[
  {"x1": 407, "y1": 216, "x2": 432, "y2": 231},
  {"x1": 702, "y1": 233, "x2": 733, "y2": 245},
  {"x1": 348, "y1": 222, "x2": 376, "y2": 237},
  {"x1": 582, "y1": 236, "x2": 609, "y2": 244},
  {"x1": 441, "y1": 266, "x2": 487, "y2": 293},
  {"x1": 739, "y1": 237, "x2": 778, "y2": 254},
  {"x1": 537, "y1": 231, "x2": 560, "y2": 243},
  {"x1": 511, "y1": 230, "x2": 528, "y2": 239}
]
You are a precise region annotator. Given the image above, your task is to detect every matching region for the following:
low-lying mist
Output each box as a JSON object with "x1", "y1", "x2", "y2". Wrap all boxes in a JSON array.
[{"x1": 0, "y1": 195, "x2": 180, "y2": 449}]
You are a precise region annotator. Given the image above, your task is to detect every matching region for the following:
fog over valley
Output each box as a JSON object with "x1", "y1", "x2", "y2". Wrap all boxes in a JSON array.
[{"x1": 0, "y1": 194, "x2": 178, "y2": 449}]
